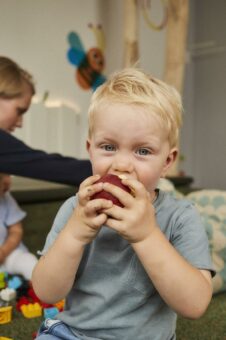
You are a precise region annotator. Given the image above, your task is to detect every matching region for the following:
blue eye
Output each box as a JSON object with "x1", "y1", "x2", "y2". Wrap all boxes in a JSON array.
[
  {"x1": 102, "y1": 144, "x2": 116, "y2": 151},
  {"x1": 137, "y1": 148, "x2": 150, "y2": 156}
]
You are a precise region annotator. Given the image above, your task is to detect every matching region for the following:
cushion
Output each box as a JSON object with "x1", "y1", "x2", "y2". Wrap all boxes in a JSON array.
[
  {"x1": 187, "y1": 190, "x2": 226, "y2": 294},
  {"x1": 157, "y1": 178, "x2": 183, "y2": 199}
]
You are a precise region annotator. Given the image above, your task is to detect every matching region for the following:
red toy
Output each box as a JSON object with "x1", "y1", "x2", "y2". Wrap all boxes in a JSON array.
[{"x1": 16, "y1": 296, "x2": 30, "y2": 311}]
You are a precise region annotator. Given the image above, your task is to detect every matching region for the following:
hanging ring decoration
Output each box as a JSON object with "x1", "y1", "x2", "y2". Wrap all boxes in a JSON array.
[{"x1": 139, "y1": 0, "x2": 168, "y2": 31}]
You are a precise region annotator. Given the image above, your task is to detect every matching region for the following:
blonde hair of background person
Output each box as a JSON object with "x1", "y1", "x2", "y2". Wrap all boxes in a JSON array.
[
  {"x1": 0, "y1": 173, "x2": 37, "y2": 280},
  {"x1": 32, "y1": 68, "x2": 214, "y2": 340},
  {"x1": 0, "y1": 56, "x2": 35, "y2": 97}
]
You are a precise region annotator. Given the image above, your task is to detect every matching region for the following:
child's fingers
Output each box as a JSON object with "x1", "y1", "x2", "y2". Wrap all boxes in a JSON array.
[
  {"x1": 92, "y1": 213, "x2": 108, "y2": 228},
  {"x1": 78, "y1": 175, "x2": 104, "y2": 204},
  {"x1": 79, "y1": 174, "x2": 100, "y2": 190},
  {"x1": 121, "y1": 178, "x2": 146, "y2": 199},
  {"x1": 101, "y1": 182, "x2": 135, "y2": 207},
  {"x1": 85, "y1": 198, "x2": 113, "y2": 216}
]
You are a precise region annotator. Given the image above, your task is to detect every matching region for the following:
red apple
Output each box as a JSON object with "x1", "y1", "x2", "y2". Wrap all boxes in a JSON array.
[{"x1": 91, "y1": 174, "x2": 131, "y2": 207}]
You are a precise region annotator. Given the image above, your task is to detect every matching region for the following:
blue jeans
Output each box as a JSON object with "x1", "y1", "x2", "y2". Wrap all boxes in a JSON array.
[{"x1": 35, "y1": 319, "x2": 81, "y2": 340}]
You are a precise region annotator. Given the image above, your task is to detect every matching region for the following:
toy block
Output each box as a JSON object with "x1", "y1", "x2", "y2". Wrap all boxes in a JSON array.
[
  {"x1": 16, "y1": 296, "x2": 30, "y2": 311},
  {"x1": 8, "y1": 276, "x2": 22, "y2": 290},
  {"x1": 44, "y1": 306, "x2": 59, "y2": 319},
  {"x1": 54, "y1": 299, "x2": 65, "y2": 311},
  {"x1": 0, "y1": 272, "x2": 6, "y2": 289},
  {"x1": 0, "y1": 306, "x2": 12, "y2": 324},
  {"x1": 32, "y1": 332, "x2": 38, "y2": 340},
  {"x1": 28, "y1": 287, "x2": 41, "y2": 303},
  {"x1": 21, "y1": 302, "x2": 42, "y2": 318},
  {"x1": 16, "y1": 278, "x2": 30, "y2": 298},
  {"x1": 0, "y1": 288, "x2": 16, "y2": 302}
]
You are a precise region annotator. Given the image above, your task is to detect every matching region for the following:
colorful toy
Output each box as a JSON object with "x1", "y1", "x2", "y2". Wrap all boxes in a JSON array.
[
  {"x1": 27, "y1": 286, "x2": 41, "y2": 303},
  {"x1": 21, "y1": 302, "x2": 42, "y2": 318},
  {"x1": 44, "y1": 306, "x2": 59, "y2": 319},
  {"x1": 54, "y1": 299, "x2": 65, "y2": 311},
  {"x1": 16, "y1": 276, "x2": 30, "y2": 299},
  {"x1": 0, "y1": 288, "x2": 16, "y2": 302},
  {"x1": 0, "y1": 306, "x2": 12, "y2": 324},
  {"x1": 16, "y1": 296, "x2": 30, "y2": 311},
  {"x1": 0, "y1": 337, "x2": 13, "y2": 340},
  {"x1": 32, "y1": 332, "x2": 38, "y2": 340},
  {"x1": 0, "y1": 272, "x2": 6, "y2": 289},
  {"x1": 67, "y1": 24, "x2": 106, "y2": 91},
  {"x1": 8, "y1": 275, "x2": 22, "y2": 289}
]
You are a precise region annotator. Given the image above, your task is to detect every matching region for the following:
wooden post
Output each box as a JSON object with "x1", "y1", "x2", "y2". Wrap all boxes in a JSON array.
[
  {"x1": 123, "y1": 0, "x2": 139, "y2": 67},
  {"x1": 163, "y1": 0, "x2": 189, "y2": 176},
  {"x1": 164, "y1": 0, "x2": 189, "y2": 93}
]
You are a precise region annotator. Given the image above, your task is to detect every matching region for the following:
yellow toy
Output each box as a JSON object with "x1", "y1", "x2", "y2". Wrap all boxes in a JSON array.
[
  {"x1": 21, "y1": 302, "x2": 42, "y2": 318},
  {"x1": 0, "y1": 337, "x2": 13, "y2": 340},
  {"x1": 0, "y1": 306, "x2": 12, "y2": 324},
  {"x1": 0, "y1": 272, "x2": 6, "y2": 289}
]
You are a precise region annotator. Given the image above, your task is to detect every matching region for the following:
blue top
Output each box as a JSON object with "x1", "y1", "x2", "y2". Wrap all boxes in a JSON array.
[
  {"x1": 0, "y1": 192, "x2": 26, "y2": 246},
  {"x1": 41, "y1": 190, "x2": 215, "y2": 340},
  {"x1": 0, "y1": 129, "x2": 92, "y2": 185}
]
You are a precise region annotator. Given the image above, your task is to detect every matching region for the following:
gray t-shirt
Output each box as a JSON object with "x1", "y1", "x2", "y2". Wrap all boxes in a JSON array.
[{"x1": 41, "y1": 190, "x2": 214, "y2": 340}]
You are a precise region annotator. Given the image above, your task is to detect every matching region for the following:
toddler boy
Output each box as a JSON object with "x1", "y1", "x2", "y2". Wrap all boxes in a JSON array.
[{"x1": 33, "y1": 68, "x2": 214, "y2": 340}]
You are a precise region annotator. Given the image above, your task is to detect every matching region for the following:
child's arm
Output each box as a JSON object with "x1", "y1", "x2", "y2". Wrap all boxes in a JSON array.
[
  {"x1": 0, "y1": 222, "x2": 23, "y2": 263},
  {"x1": 132, "y1": 229, "x2": 212, "y2": 319},
  {"x1": 101, "y1": 179, "x2": 213, "y2": 319},
  {"x1": 32, "y1": 175, "x2": 113, "y2": 304}
]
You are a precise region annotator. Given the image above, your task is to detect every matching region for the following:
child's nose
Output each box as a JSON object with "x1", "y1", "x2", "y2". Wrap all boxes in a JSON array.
[{"x1": 112, "y1": 153, "x2": 133, "y2": 173}]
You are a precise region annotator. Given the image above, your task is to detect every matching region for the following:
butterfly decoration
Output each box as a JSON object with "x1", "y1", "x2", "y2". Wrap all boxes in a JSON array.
[{"x1": 67, "y1": 24, "x2": 106, "y2": 91}]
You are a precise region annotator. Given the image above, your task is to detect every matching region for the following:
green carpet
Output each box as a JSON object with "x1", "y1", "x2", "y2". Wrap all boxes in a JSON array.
[{"x1": 1, "y1": 293, "x2": 225, "y2": 340}]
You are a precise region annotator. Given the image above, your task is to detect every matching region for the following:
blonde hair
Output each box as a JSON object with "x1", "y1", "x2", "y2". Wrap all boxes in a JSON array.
[
  {"x1": 0, "y1": 56, "x2": 35, "y2": 99},
  {"x1": 88, "y1": 68, "x2": 182, "y2": 148}
]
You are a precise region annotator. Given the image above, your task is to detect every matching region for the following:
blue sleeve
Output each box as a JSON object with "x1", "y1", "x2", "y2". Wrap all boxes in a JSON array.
[{"x1": 0, "y1": 129, "x2": 92, "y2": 186}]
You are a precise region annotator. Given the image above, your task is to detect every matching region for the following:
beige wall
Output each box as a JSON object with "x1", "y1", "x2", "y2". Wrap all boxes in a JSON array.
[{"x1": 0, "y1": 0, "x2": 166, "y2": 158}]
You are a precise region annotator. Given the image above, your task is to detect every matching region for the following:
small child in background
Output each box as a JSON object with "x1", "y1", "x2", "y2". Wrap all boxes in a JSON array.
[{"x1": 0, "y1": 173, "x2": 37, "y2": 280}]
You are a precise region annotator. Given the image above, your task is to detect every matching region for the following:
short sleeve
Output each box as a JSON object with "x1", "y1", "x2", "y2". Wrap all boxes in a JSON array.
[
  {"x1": 39, "y1": 195, "x2": 77, "y2": 255},
  {"x1": 4, "y1": 192, "x2": 26, "y2": 226},
  {"x1": 171, "y1": 201, "x2": 215, "y2": 276}
]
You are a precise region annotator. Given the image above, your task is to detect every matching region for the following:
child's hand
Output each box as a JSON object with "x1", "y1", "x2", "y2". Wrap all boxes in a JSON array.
[
  {"x1": 67, "y1": 175, "x2": 113, "y2": 245},
  {"x1": 101, "y1": 178, "x2": 157, "y2": 244}
]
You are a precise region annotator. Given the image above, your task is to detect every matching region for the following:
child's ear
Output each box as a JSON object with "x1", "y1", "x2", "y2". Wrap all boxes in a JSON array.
[{"x1": 161, "y1": 148, "x2": 178, "y2": 177}]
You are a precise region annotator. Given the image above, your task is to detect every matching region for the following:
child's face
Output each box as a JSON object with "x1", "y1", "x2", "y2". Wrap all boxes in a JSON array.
[
  {"x1": 87, "y1": 103, "x2": 177, "y2": 194},
  {"x1": 0, "y1": 175, "x2": 11, "y2": 196},
  {"x1": 0, "y1": 82, "x2": 32, "y2": 133}
]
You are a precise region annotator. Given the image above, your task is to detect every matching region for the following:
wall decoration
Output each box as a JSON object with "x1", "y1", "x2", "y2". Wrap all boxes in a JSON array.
[
  {"x1": 67, "y1": 24, "x2": 106, "y2": 91},
  {"x1": 139, "y1": 0, "x2": 168, "y2": 31}
]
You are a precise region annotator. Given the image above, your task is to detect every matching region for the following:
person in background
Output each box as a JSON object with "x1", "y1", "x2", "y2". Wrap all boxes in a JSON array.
[
  {"x1": 0, "y1": 173, "x2": 37, "y2": 280},
  {"x1": 33, "y1": 68, "x2": 214, "y2": 340},
  {"x1": 0, "y1": 56, "x2": 92, "y2": 186}
]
